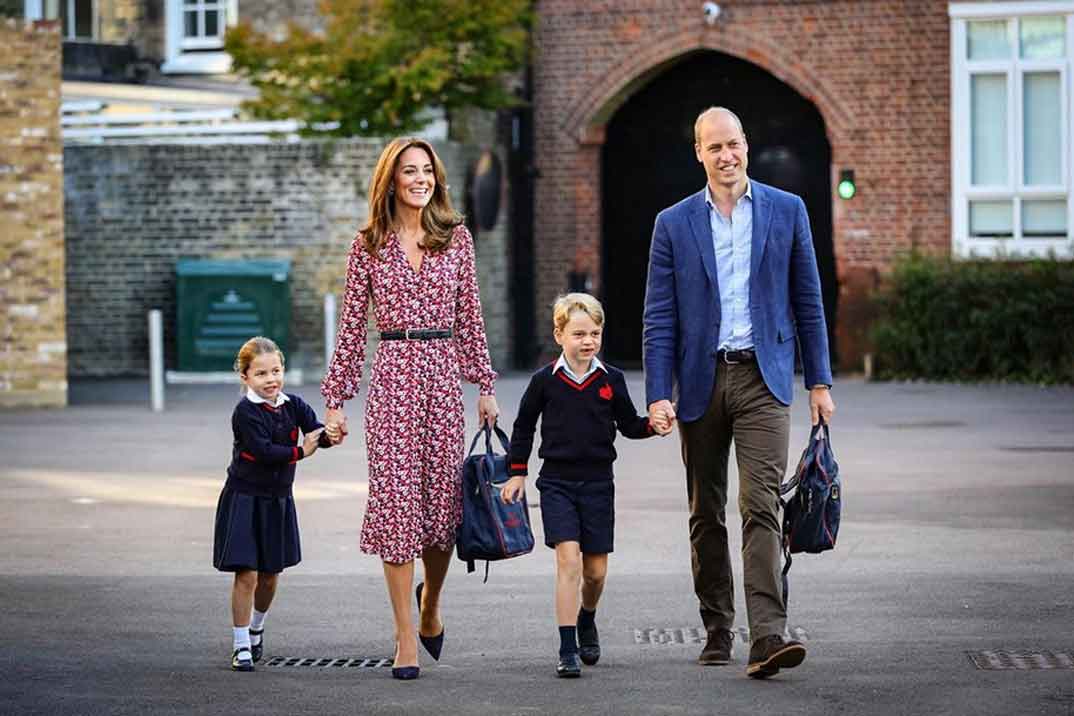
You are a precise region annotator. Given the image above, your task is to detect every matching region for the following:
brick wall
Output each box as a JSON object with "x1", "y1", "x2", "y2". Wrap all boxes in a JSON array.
[
  {"x1": 63, "y1": 138, "x2": 512, "y2": 379},
  {"x1": 0, "y1": 19, "x2": 66, "y2": 407},
  {"x1": 533, "y1": 0, "x2": 952, "y2": 370}
]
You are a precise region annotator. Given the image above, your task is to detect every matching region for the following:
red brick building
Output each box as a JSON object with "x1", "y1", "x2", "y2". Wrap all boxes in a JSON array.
[{"x1": 531, "y1": 0, "x2": 1073, "y2": 370}]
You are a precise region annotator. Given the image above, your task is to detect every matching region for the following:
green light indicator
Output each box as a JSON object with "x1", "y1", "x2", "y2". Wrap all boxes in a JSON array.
[{"x1": 837, "y1": 169, "x2": 856, "y2": 200}]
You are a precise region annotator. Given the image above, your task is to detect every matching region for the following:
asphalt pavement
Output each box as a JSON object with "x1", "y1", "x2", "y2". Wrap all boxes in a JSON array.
[{"x1": 2, "y1": 374, "x2": 1073, "y2": 715}]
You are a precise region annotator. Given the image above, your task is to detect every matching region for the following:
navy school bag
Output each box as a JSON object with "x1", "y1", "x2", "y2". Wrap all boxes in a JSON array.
[
  {"x1": 780, "y1": 418, "x2": 841, "y2": 608},
  {"x1": 456, "y1": 424, "x2": 535, "y2": 581}
]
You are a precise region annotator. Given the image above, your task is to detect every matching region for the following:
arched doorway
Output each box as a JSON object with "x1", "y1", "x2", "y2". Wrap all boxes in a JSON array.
[{"x1": 600, "y1": 50, "x2": 836, "y2": 367}]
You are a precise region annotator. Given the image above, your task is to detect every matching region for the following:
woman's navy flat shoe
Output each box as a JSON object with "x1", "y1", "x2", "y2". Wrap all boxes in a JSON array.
[
  {"x1": 391, "y1": 665, "x2": 420, "y2": 680},
  {"x1": 415, "y1": 582, "x2": 445, "y2": 661}
]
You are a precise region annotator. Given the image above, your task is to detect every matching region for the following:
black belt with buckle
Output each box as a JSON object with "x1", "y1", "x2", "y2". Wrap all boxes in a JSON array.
[
  {"x1": 718, "y1": 348, "x2": 756, "y2": 364},
  {"x1": 380, "y1": 329, "x2": 453, "y2": 341}
]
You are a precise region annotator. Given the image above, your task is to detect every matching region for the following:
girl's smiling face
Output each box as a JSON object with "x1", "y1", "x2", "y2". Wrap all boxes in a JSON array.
[{"x1": 240, "y1": 351, "x2": 284, "y2": 401}]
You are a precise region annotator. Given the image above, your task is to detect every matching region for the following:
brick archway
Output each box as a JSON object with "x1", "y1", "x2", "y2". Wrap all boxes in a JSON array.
[
  {"x1": 564, "y1": 28, "x2": 852, "y2": 147},
  {"x1": 558, "y1": 29, "x2": 850, "y2": 365}
]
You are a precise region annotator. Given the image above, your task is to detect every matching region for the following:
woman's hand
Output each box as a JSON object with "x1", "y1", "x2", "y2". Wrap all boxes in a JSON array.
[
  {"x1": 500, "y1": 476, "x2": 526, "y2": 504},
  {"x1": 477, "y1": 395, "x2": 499, "y2": 429},
  {"x1": 325, "y1": 408, "x2": 347, "y2": 444}
]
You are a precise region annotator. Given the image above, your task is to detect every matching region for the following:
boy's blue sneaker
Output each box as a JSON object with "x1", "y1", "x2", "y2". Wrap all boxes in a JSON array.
[
  {"x1": 577, "y1": 611, "x2": 600, "y2": 666},
  {"x1": 556, "y1": 652, "x2": 582, "y2": 678}
]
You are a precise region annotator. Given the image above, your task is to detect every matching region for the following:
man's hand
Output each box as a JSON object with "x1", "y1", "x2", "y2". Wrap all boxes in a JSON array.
[
  {"x1": 648, "y1": 399, "x2": 676, "y2": 436},
  {"x1": 809, "y1": 386, "x2": 835, "y2": 425}
]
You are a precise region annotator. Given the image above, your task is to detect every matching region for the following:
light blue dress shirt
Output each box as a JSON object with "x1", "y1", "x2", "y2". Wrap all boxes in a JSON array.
[{"x1": 705, "y1": 181, "x2": 754, "y2": 351}]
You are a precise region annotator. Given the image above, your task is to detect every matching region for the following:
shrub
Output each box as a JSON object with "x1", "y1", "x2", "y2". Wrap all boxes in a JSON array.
[{"x1": 871, "y1": 254, "x2": 1074, "y2": 384}]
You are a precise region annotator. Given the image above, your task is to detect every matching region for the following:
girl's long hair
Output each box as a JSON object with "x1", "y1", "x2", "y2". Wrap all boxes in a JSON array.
[{"x1": 361, "y1": 137, "x2": 462, "y2": 258}]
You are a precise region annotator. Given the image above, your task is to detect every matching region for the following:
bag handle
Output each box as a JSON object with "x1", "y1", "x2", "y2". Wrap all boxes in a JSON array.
[
  {"x1": 812, "y1": 416, "x2": 832, "y2": 448},
  {"x1": 467, "y1": 422, "x2": 510, "y2": 457}
]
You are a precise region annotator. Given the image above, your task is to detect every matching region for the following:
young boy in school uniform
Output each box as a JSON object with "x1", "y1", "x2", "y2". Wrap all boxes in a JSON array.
[{"x1": 501, "y1": 293, "x2": 671, "y2": 678}]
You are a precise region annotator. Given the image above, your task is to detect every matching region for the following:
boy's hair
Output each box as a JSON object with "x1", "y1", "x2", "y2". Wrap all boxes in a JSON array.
[
  {"x1": 234, "y1": 336, "x2": 285, "y2": 375},
  {"x1": 552, "y1": 293, "x2": 605, "y2": 333}
]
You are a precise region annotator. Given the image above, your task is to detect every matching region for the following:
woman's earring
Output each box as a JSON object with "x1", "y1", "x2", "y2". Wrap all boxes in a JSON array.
[{"x1": 388, "y1": 186, "x2": 395, "y2": 195}]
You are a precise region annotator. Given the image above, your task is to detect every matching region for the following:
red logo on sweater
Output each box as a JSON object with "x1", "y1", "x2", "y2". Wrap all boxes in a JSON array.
[
  {"x1": 504, "y1": 514, "x2": 521, "y2": 528},
  {"x1": 599, "y1": 384, "x2": 613, "y2": 400}
]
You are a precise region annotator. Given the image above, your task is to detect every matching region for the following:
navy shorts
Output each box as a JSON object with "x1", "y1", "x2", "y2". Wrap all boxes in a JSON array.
[{"x1": 535, "y1": 477, "x2": 614, "y2": 554}]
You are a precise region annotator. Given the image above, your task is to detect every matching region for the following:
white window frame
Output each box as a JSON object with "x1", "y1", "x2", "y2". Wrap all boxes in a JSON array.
[
  {"x1": 25, "y1": 0, "x2": 97, "y2": 41},
  {"x1": 950, "y1": 2, "x2": 1074, "y2": 259},
  {"x1": 162, "y1": 0, "x2": 238, "y2": 75}
]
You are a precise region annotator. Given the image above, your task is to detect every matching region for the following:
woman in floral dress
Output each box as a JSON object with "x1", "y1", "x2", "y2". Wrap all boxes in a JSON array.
[{"x1": 321, "y1": 138, "x2": 499, "y2": 679}]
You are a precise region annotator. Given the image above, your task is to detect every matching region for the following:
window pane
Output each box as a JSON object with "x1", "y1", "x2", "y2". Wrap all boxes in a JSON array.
[
  {"x1": 971, "y1": 74, "x2": 1007, "y2": 185},
  {"x1": 1020, "y1": 16, "x2": 1065, "y2": 59},
  {"x1": 205, "y1": 10, "x2": 219, "y2": 37},
  {"x1": 1023, "y1": 200, "x2": 1067, "y2": 237},
  {"x1": 74, "y1": 0, "x2": 93, "y2": 38},
  {"x1": 969, "y1": 201, "x2": 1013, "y2": 238},
  {"x1": 968, "y1": 20, "x2": 1010, "y2": 60},
  {"x1": 184, "y1": 11, "x2": 198, "y2": 38},
  {"x1": 44, "y1": 0, "x2": 60, "y2": 20},
  {"x1": 1024, "y1": 72, "x2": 1062, "y2": 186}
]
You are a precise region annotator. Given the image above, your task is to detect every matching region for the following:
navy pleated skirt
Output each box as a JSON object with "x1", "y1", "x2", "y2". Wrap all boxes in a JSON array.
[{"x1": 213, "y1": 486, "x2": 301, "y2": 573}]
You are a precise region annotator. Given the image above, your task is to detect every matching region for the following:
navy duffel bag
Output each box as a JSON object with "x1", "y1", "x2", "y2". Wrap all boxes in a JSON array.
[
  {"x1": 456, "y1": 424, "x2": 534, "y2": 581},
  {"x1": 780, "y1": 418, "x2": 841, "y2": 607}
]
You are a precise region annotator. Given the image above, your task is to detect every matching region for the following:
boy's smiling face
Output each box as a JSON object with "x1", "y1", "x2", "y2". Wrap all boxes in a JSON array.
[
  {"x1": 241, "y1": 352, "x2": 284, "y2": 402},
  {"x1": 554, "y1": 310, "x2": 603, "y2": 369}
]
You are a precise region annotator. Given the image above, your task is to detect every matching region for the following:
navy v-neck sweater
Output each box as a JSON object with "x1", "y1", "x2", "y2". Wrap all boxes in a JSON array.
[
  {"x1": 508, "y1": 362, "x2": 654, "y2": 481},
  {"x1": 225, "y1": 395, "x2": 332, "y2": 498}
]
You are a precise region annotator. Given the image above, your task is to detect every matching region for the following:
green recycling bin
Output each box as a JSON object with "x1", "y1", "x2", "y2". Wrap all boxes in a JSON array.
[{"x1": 176, "y1": 259, "x2": 291, "y2": 372}]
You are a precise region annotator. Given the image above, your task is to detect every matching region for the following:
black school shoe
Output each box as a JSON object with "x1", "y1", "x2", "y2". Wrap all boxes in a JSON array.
[
  {"x1": 746, "y1": 635, "x2": 806, "y2": 679},
  {"x1": 249, "y1": 628, "x2": 264, "y2": 663},
  {"x1": 556, "y1": 652, "x2": 582, "y2": 678},
  {"x1": 231, "y1": 647, "x2": 254, "y2": 672},
  {"x1": 577, "y1": 612, "x2": 600, "y2": 666}
]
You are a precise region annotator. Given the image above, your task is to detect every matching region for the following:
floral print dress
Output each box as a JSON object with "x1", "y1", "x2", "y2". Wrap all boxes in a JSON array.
[{"x1": 321, "y1": 224, "x2": 496, "y2": 563}]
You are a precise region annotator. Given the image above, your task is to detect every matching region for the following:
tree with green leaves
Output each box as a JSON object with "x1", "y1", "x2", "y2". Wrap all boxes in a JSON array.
[{"x1": 225, "y1": 0, "x2": 531, "y2": 137}]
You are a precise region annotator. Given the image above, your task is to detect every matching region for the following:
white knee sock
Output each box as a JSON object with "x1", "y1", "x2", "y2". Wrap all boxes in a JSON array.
[
  {"x1": 250, "y1": 609, "x2": 268, "y2": 644},
  {"x1": 233, "y1": 626, "x2": 251, "y2": 652}
]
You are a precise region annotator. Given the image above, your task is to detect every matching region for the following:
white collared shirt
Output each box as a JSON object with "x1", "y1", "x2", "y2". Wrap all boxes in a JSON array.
[
  {"x1": 245, "y1": 388, "x2": 291, "y2": 408},
  {"x1": 553, "y1": 354, "x2": 605, "y2": 384}
]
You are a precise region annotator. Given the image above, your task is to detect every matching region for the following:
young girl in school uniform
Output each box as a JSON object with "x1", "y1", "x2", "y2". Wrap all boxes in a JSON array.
[{"x1": 212, "y1": 336, "x2": 337, "y2": 671}]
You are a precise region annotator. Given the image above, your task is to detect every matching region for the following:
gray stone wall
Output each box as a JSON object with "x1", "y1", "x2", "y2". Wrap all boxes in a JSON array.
[
  {"x1": 63, "y1": 138, "x2": 512, "y2": 380},
  {"x1": 240, "y1": 0, "x2": 324, "y2": 39}
]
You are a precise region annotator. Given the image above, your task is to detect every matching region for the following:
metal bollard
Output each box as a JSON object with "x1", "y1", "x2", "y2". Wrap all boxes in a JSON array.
[
  {"x1": 148, "y1": 309, "x2": 164, "y2": 412},
  {"x1": 324, "y1": 293, "x2": 337, "y2": 370}
]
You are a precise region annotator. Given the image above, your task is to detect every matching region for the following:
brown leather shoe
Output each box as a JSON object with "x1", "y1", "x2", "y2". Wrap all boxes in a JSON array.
[
  {"x1": 746, "y1": 634, "x2": 806, "y2": 678},
  {"x1": 698, "y1": 629, "x2": 734, "y2": 665}
]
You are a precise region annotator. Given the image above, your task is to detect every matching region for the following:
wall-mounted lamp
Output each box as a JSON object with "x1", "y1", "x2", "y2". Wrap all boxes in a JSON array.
[
  {"x1": 837, "y1": 169, "x2": 856, "y2": 200},
  {"x1": 702, "y1": 2, "x2": 721, "y2": 25}
]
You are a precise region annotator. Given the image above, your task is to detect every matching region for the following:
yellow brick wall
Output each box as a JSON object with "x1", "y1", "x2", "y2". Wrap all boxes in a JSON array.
[{"x1": 0, "y1": 18, "x2": 66, "y2": 408}]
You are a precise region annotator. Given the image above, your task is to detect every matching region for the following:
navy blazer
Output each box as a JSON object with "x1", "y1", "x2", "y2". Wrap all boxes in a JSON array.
[{"x1": 642, "y1": 180, "x2": 832, "y2": 422}]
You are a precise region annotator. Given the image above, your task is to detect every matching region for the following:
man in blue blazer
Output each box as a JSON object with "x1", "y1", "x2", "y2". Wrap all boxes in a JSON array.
[{"x1": 643, "y1": 107, "x2": 835, "y2": 679}]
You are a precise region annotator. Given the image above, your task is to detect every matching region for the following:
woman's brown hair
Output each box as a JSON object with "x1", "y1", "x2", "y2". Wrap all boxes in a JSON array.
[{"x1": 361, "y1": 137, "x2": 462, "y2": 258}]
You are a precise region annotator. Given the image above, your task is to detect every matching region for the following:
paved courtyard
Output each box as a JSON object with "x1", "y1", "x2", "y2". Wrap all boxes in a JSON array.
[{"x1": 2, "y1": 374, "x2": 1073, "y2": 715}]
